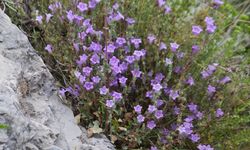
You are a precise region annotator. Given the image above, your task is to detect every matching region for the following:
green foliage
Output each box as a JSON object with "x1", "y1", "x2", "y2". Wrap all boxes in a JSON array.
[{"x1": 0, "y1": 124, "x2": 9, "y2": 129}]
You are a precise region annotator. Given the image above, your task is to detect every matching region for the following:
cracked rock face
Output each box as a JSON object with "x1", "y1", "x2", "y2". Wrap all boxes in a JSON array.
[{"x1": 0, "y1": 10, "x2": 114, "y2": 150}]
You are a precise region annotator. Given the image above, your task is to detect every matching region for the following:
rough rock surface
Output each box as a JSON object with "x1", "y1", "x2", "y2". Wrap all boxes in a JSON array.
[{"x1": 0, "y1": 10, "x2": 115, "y2": 150}]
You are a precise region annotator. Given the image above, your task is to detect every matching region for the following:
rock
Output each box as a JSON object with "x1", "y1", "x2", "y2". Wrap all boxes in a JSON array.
[{"x1": 0, "y1": 10, "x2": 115, "y2": 150}]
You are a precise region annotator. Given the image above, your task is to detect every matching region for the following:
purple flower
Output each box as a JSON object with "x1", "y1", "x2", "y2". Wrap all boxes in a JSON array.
[
  {"x1": 126, "y1": 17, "x2": 136, "y2": 25},
  {"x1": 164, "y1": 87, "x2": 171, "y2": 95},
  {"x1": 48, "y1": 2, "x2": 61, "y2": 12},
  {"x1": 110, "y1": 79, "x2": 118, "y2": 87},
  {"x1": 54, "y1": 2, "x2": 61, "y2": 9},
  {"x1": 48, "y1": 4, "x2": 55, "y2": 12},
  {"x1": 178, "y1": 122, "x2": 193, "y2": 135},
  {"x1": 90, "y1": 54, "x2": 100, "y2": 64},
  {"x1": 137, "y1": 114, "x2": 145, "y2": 123},
  {"x1": 150, "y1": 146, "x2": 158, "y2": 150},
  {"x1": 131, "y1": 69, "x2": 142, "y2": 78},
  {"x1": 59, "y1": 88, "x2": 67, "y2": 97},
  {"x1": 124, "y1": 46, "x2": 130, "y2": 54},
  {"x1": 100, "y1": 86, "x2": 109, "y2": 95},
  {"x1": 162, "y1": 128, "x2": 170, "y2": 136},
  {"x1": 201, "y1": 64, "x2": 218, "y2": 78},
  {"x1": 201, "y1": 70, "x2": 210, "y2": 78},
  {"x1": 207, "y1": 85, "x2": 216, "y2": 95},
  {"x1": 216, "y1": 108, "x2": 224, "y2": 118},
  {"x1": 159, "y1": 42, "x2": 167, "y2": 50},
  {"x1": 133, "y1": 50, "x2": 145, "y2": 60},
  {"x1": 160, "y1": 136, "x2": 168, "y2": 143},
  {"x1": 86, "y1": 26, "x2": 96, "y2": 35},
  {"x1": 91, "y1": 76, "x2": 101, "y2": 84},
  {"x1": 174, "y1": 66, "x2": 182, "y2": 74},
  {"x1": 205, "y1": 17, "x2": 216, "y2": 33},
  {"x1": 154, "y1": 110, "x2": 164, "y2": 119},
  {"x1": 125, "y1": 55, "x2": 135, "y2": 64},
  {"x1": 186, "y1": 76, "x2": 195, "y2": 86},
  {"x1": 65, "y1": 87, "x2": 73, "y2": 94},
  {"x1": 76, "y1": 54, "x2": 88, "y2": 66},
  {"x1": 219, "y1": 76, "x2": 231, "y2": 84},
  {"x1": 190, "y1": 133, "x2": 200, "y2": 143},
  {"x1": 77, "y1": 2, "x2": 88, "y2": 12},
  {"x1": 106, "y1": 100, "x2": 115, "y2": 108},
  {"x1": 66, "y1": 10, "x2": 75, "y2": 23},
  {"x1": 171, "y1": 123, "x2": 178, "y2": 130},
  {"x1": 112, "y1": 91, "x2": 123, "y2": 101},
  {"x1": 82, "y1": 66, "x2": 93, "y2": 76},
  {"x1": 119, "y1": 62, "x2": 128, "y2": 72},
  {"x1": 157, "y1": 0, "x2": 166, "y2": 7},
  {"x1": 165, "y1": 58, "x2": 173, "y2": 65},
  {"x1": 84, "y1": 82, "x2": 94, "y2": 91},
  {"x1": 83, "y1": 45, "x2": 89, "y2": 50},
  {"x1": 134, "y1": 105, "x2": 142, "y2": 114},
  {"x1": 114, "y1": 11, "x2": 125, "y2": 21},
  {"x1": 155, "y1": 73, "x2": 165, "y2": 82},
  {"x1": 131, "y1": 38, "x2": 142, "y2": 48},
  {"x1": 164, "y1": 6, "x2": 172, "y2": 14},
  {"x1": 147, "y1": 120, "x2": 156, "y2": 129},
  {"x1": 74, "y1": 71, "x2": 81, "y2": 79},
  {"x1": 208, "y1": 64, "x2": 217, "y2": 71},
  {"x1": 169, "y1": 90, "x2": 179, "y2": 100},
  {"x1": 192, "y1": 45, "x2": 200, "y2": 54},
  {"x1": 109, "y1": 56, "x2": 120, "y2": 67},
  {"x1": 119, "y1": 76, "x2": 127, "y2": 86},
  {"x1": 148, "y1": 105, "x2": 157, "y2": 113},
  {"x1": 45, "y1": 44, "x2": 53, "y2": 53},
  {"x1": 156, "y1": 99, "x2": 164, "y2": 107},
  {"x1": 192, "y1": 25, "x2": 203, "y2": 35},
  {"x1": 185, "y1": 116, "x2": 194, "y2": 122},
  {"x1": 116, "y1": 37, "x2": 126, "y2": 45},
  {"x1": 46, "y1": 13, "x2": 53, "y2": 23},
  {"x1": 36, "y1": 15, "x2": 43, "y2": 24},
  {"x1": 73, "y1": 43, "x2": 80, "y2": 52},
  {"x1": 106, "y1": 43, "x2": 116, "y2": 53},
  {"x1": 89, "y1": 42, "x2": 102, "y2": 52},
  {"x1": 152, "y1": 83, "x2": 163, "y2": 92},
  {"x1": 75, "y1": 15, "x2": 84, "y2": 24},
  {"x1": 83, "y1": 19, "x2": 91, "y2": 27},
  {"x1": 111, "y1": 65, "x2": 122, "y2": 75},
  {"x1": 146, "y1": 91, "x2": 154, "y2": 99},
  {"x1": 196, "y1": 111, "x2": 204, "y2": 120},
  {"x1": 177, "y1": 52, "x2": 185, "y2": 59},
  {"x1": 162, "y1": 86, "x2": 169, "y2": 93},
  {"x1": 160, "y1": 137, "x2": 167, "y2": 144},
  {"x1": 208, "y1": 64, "x2": 218, "y2": 72},
  {"x1": 197, "y1": 144, "x2": 214, "y2": 150},
  {"x1": 88, "y1": 0, "x2": 98, "y2": 9},
  {"x1": 205, "y1": 17, "x2": 215, "y2": 25},
  {"x1": 213, "y1": 0, "x2": 224, "y2": 7},
  {"x1": 188, "y1": 103, "x2": 198, "y2": 113},
  {"x1": 79, "y1": 75, "x2": 86, "y2": 84},
  {"x1": 170, "y1": 42, "x2": 179, "y2": 52},
  {"x1": 206, "y1": 24, "x2": 217, "y2": 33},
  {"x1": 78, "y1": 32, "x2": 87, "y2": 40},
  {"x1": 112, "y1": 3, "x2": 119, "y2": 10},
  {"x1": 173, "y1": 106, "x2": 180, "y2": 115},
  {"x1": 147, "y1": 34, "x2": 156, "y2": 44}
]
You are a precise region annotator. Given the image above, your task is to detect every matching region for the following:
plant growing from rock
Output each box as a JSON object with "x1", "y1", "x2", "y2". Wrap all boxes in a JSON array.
[{"x1": 31, "y1": 0, "x2": 245, "y2": 149}]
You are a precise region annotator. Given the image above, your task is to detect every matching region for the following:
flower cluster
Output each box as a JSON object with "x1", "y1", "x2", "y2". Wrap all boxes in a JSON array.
[{"x1": 35, "y1": 0, "x2": 230, "y2": 149}]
